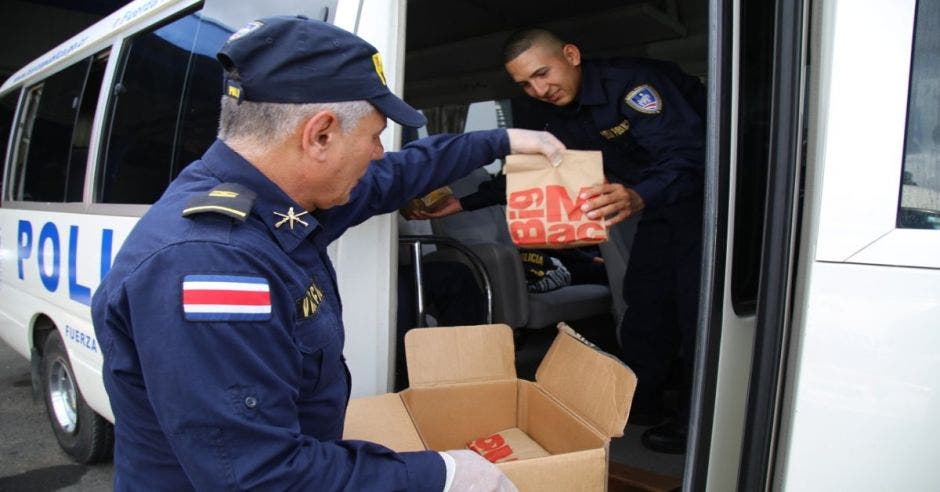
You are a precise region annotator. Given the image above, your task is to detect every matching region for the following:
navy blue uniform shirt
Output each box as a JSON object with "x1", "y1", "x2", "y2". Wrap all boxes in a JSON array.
[
  {"x1": 461, "y1": 57, "x2": 705, "y2": 213},
  {"x1": 92, "y1": 130, "x2": 508, "y2": 491}
]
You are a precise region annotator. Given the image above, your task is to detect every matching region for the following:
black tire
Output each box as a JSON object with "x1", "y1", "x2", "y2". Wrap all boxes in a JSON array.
[{"x1": 41, "y1": 330, "x2": 114, "y2": 464}]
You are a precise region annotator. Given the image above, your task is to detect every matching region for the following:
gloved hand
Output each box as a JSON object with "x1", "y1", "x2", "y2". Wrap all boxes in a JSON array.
[
  {"x1": 441, "y1": 450, "x2": 518, "y2": 492},
  {"x1": 505, "y1": 128, "x2": 565, "y2": 166}
]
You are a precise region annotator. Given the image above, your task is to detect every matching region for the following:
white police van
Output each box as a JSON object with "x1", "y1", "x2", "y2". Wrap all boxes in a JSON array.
[{"x1": 0, "y1": 0, "x2": 937, "y2": 489}]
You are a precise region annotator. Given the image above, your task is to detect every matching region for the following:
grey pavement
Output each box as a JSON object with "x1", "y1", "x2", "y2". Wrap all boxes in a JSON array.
[{"x1": 0, "y1": 340, "x2": 113, "y2": 491}]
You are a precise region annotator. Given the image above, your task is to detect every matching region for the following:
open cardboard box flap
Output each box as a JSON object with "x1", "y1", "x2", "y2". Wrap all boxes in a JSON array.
[
  {"x1": 404, "y1": 323, "x2": 636, "y2": 438},
  {"x1": 536, "y1": 323, "x2": 637, "y2": 438},
  {"x1": 405, "y1": 324, "x2": 517, "y2": 387}
]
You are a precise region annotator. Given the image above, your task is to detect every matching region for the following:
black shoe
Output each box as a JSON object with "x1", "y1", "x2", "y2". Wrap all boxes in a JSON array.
[{"x1": 641, "y1": 420, "x2": 687, "y2": 454}]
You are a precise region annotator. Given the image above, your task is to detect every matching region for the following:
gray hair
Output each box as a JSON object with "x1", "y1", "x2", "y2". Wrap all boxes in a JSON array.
[
  {"x1": 218, "y1": 97, "x2": 375, "y2": 150},
  {"x1": 503, "y1": 28, "x2": 566, "y2": 63}
]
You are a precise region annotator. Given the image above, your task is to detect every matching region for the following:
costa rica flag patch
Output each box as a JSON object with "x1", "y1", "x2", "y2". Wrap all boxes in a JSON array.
[{"x1": 182, "y1": 275, "x2": 272, "y2": 321}]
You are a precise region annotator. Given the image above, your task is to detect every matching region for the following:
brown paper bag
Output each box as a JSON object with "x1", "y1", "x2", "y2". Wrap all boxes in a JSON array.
[{"x1": 505, "y1": 150, "x2": 607, "y2": 248}]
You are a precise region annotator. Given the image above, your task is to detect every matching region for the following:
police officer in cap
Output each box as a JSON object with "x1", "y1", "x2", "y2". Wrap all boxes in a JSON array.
[
  {"x1": 419, "y1": 29, "x2": 705, "y2": 454},
  {"x1": 92, "y1": 16, "x2": 563, "y2": 491}
]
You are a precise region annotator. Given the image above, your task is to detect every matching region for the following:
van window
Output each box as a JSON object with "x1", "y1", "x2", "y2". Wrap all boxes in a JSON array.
[
  {"x1": 0, "y1": 91, "x2": 17, "y2": 195},
  {"x1": 730, "y1": 0, "x2": 774, "y2": 314},
  {"x1": 68, "y1": 54, "x2": 108, "y2": 201},
  {"x1": 171, "y1": 16, "x2": 230, "y2": 178},
  {"x1": 99, "y1": 11, "x2": 225, "y2": 204},
  {"x1": 8, "y1": 53, "x2": 107, "y2": 202},
  {"x1": 898, "y1": 0, "x2": 940, "y2": 230}
]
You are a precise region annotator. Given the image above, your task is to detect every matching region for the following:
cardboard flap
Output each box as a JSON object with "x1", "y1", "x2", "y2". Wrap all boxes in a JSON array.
[
  {"x1": 405, "y1": 324, "x2": 516, "y2": 387},
  {"x1": 535, "y1": 323, "x2": 637, "y2": 437},
  {"x1": 343, "y1": 394, "x2": 425, "y2": 452}
]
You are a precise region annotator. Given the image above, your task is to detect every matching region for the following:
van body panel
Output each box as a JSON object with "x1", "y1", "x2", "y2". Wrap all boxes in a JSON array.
[
  {"x1": 781, "y1": 262, "x2": 940, "y2": 489},
  {"x1": 776, "y1": 0, "x2": 940, "y2": 489}
]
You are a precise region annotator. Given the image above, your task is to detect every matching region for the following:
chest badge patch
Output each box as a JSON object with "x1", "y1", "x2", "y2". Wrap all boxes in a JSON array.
[
  {"x1": 181, "y1": 275, "x2": 271, "y2": 322},
  {"x1": 273, "y1": 207, "x2": 309, "y2": 230},
  {"x1": 625, "y1": 84, "x2": 663, "y2": 114},
  {"x1": 297, "y1": 281, "x2": 325, "y2": 319},
  {"x1": 600, "y1": 119, "x2": 630, "y2": 140}
]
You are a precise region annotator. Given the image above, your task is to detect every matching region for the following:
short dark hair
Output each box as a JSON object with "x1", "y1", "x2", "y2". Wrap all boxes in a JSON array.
[{"x1": 502, "y1": 28, "x2": 565, "y2": 63}]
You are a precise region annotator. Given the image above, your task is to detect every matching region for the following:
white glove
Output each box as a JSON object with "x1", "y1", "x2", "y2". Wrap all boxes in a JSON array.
[
  {"x1": 505, "y1": 128, "x2": 565, "y2": 166},
  {"x1": 440, "y1": 450, "x2": 518, "y2": 492}
]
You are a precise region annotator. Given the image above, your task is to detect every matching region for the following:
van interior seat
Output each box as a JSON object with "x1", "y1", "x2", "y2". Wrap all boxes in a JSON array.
[{"x1": 428, "y1": 167, "x2": 616, "y2": 330}]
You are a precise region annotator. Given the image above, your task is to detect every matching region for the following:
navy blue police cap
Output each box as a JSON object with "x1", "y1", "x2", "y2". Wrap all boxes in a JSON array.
[{"x1": 217, "y1": 15, "x2": 426, "y2": 128}]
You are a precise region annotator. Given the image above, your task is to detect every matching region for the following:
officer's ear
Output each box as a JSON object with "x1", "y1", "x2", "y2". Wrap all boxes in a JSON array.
[
  {"x1": 300, "y1": 110, "x2": 341, "y2": 160},
  {"x1": 562, "y1": 44, "x2": 581, "y2": 67}
]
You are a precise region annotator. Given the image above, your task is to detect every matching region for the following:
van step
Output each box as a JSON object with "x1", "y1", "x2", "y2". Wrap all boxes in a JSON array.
[{"x1": 608, "y1": 462, "x2": 681, "y2": 492}]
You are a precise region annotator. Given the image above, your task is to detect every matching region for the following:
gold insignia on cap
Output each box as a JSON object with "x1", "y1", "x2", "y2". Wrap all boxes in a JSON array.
[
  {"x1": 225, "y1": 81, "x2": 242, "y2": 101},
  {"x1": 273, "y1": 207, "x2": 309, "y2": 230},
  {"x1": 372, "y1": 53, "x2": 387, "y2": 85}
]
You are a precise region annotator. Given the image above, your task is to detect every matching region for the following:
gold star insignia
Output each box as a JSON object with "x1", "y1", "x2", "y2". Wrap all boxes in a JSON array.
[{"x1": 273, "y1": 207, "x2": 309, "y2": 230}]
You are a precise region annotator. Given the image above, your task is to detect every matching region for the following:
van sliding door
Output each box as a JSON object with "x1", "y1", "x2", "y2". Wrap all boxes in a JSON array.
[{"x1": 690, "y1": 0, "x2": 805, "y2": 489}]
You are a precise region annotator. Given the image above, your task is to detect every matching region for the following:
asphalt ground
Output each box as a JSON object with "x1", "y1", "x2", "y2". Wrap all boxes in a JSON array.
[{"x1": 0, "y1": 340, "x2": 113, "y2": 491}]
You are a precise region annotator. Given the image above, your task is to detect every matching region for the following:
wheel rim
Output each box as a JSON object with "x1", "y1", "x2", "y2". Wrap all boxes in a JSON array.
[{"x1": 48, "y1": 357, "x2": 78, "y2": 434}]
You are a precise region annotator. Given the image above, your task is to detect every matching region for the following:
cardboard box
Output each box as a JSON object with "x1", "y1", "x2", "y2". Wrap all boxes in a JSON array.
[{"x1": 343, "y1": 323, "x2": 637, "y2": 491}]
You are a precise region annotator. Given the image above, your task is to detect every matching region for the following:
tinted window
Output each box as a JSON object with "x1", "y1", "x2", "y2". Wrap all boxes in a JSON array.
[
  {"x1": 8, "y1": 54, "x2": 107, "y2": 202},
  {"x1": 68, "y1": 54, "x2": 108, "y2": 201},
  {"x1": 730, "y1": 0, "x2": 774, "y2": 314},
  {"x1": 99, "y1": 12, "x2": 228, "y2": 204},
  {"x1": 172, "y1": 16, "x2": 230, "y2": 178},
  {"x1": 0, "y1": 91, "x2": 17, "y2": 197},
  {"x1": 898, "y1": 0, "x2": 940, "y2": 230}
]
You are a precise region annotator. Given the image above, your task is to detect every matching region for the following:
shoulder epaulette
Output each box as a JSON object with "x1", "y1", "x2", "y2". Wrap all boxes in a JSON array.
[{"x1": 182, "y1": 183, "x2": 256, "y2": 222}]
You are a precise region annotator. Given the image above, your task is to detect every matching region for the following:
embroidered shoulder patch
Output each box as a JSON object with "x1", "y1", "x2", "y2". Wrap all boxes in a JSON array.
[
  {"x1": 624, "y1": 84, "x2": 663, "y2": 114},
  {"x1": 182, "y1": 275, "x2": 271, "y2": 322}
]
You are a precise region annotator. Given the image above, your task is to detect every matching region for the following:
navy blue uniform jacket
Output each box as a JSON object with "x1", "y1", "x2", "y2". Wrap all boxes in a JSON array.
[{"x1": 92, "y1": 130, "x2": 509, "y2": 491}]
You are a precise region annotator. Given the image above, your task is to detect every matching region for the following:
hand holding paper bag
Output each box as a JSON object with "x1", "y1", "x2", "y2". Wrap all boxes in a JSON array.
[
  {"x1": 578, "y1": 182, "x2": 645, "y2": 226},
  {"x1": 505, "y1": 150, "x2": 608, "y2": 248}
]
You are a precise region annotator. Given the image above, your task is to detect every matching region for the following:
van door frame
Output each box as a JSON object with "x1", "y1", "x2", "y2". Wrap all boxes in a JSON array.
[
  {"x1": 684, "y1": 0, "x2": 735, "y2": 490},
  {"x1": 736, "y1": 0, "x2": 810, "y2": 489}
]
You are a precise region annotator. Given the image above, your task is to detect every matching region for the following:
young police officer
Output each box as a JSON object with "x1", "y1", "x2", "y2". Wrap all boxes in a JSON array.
[
  {"x1": 416, "y1": 29, "x2": 705, "y2": 454},
  {"x1": 505, "y1": 29, "x2": 705, "y2": 455},
  {"x1": 91, "y1": 16, "x2": 563, "y2": 491}
]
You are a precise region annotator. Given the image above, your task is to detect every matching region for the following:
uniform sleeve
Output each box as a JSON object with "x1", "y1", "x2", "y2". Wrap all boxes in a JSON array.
[
  {"x1": 620, "y1": 69, "x2": 705, "y2": 208},
  {"x1": 111, "y1": 241, "x2": 444, "y2": 492},
  {"x1": 318, "y1": 129, "x2": 510, "y2": 242}
]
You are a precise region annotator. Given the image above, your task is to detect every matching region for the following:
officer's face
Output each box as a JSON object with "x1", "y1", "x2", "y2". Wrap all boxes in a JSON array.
[
  {"x1": 505, "y1": 43, "x2": 582, "y2": 106},
  {"x1": 320, "y1": 109, "x2": 387, "y2": 208}
]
